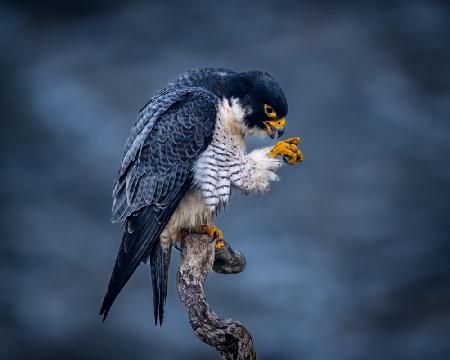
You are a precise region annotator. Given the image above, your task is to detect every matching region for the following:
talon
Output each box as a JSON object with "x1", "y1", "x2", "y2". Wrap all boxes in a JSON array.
[
  {"x1": 285, "y1": 154, "x2": 297, "y2": 164},
  {"x1": 201, "y1": 224, "x2": 223, "y2": 241},
  {"x1": 215, "y1": 239, "x2": 225, "y2": 250},
  {"x1": 285, "y1": 137, "x2": 301, "y2": 145}
]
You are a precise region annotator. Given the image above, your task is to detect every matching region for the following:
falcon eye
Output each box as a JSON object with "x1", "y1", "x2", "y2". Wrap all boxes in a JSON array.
[{"x1": 263, "y1": 104, "x2": 277, "y2": 118}]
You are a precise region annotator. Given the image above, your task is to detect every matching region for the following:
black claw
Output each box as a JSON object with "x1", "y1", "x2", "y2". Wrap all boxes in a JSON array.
[{"x1": 209, "y1": 232, "x2": 218, "y2": 243}]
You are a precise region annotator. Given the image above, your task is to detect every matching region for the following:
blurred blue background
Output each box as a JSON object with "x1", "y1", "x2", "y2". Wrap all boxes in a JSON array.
[{"x1": 1, "y1": 0, "x2": 449, "y2": 359}]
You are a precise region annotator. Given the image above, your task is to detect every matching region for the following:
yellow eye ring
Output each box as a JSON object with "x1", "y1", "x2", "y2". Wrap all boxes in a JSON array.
[{"x1": 264, "y1": 104, "x2": 277, "y2": 118}]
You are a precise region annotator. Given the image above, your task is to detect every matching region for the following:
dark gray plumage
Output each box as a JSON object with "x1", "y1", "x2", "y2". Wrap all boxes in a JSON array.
[
  {"x1": 100, "y1": 67, "x2": 293, "y2": 326},
  {"x1": 101, "y1": 84, "x2": 217, "y2": 324}
]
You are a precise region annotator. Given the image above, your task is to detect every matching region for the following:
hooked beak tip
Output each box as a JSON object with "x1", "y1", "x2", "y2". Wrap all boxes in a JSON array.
[
  {"x1": 267, "y1": 124, "x2": 285, "y2": 139},
  {"x1": 265, "y1": 118, "x2": 286, "y2": 140}
]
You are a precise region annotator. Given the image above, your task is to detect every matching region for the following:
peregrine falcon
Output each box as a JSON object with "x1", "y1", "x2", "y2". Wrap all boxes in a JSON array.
[{"x1": 100, "y1": 68, "x2": 303, "y2": 324}]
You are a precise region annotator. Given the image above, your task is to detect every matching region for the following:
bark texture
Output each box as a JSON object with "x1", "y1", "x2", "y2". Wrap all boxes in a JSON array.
[{"x1": 176, "y1": 234, "x2": 256, "y2": 360}]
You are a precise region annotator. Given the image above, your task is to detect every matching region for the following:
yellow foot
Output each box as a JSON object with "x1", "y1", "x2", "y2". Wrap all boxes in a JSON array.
[
  {"x1": 268, "y1": 137, "x2": 303, "y2": 165},
  {"x1": 215, "y1": 240, "x2": 225, "y2": 250},
  {"x1": 200, "y1": 225, "x2": 224, "y2": 250},
  {"x1": 201, "y1": 224, "x2": 223, "y2": 239}
]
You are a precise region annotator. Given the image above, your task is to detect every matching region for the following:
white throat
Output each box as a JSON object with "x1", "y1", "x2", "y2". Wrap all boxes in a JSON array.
[{"x1": 216, "y1": 97, "x2": 248, "y2": 148}]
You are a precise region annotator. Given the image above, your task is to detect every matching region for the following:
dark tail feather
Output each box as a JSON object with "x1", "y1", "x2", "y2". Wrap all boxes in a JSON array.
[
  {"x1": 150, "y1": 243, "x2": 163, "y2": 325},
  {"x1": 100, "y1": 207, "x2": 164, "y2": 321},
  {"x1": 150, "y1": 241, "x2": 172, "y2": 326},
  {"x1": 101, "y1": 182, "x2": 186, "y2": 323},
  {"x1": 162, "y1": 243, "x2": 172, "y2": 311}
]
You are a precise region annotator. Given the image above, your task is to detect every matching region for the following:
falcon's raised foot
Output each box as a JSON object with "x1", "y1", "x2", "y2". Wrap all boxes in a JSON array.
[
  {"x1": 269, "y1": 137, "x2": 303, "y2": 165},
  {"x1": 201, "y1": 224, "x2": 225, "y2": 250}
]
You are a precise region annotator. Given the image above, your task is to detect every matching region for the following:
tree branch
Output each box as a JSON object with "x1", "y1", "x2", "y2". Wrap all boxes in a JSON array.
[{"x1": 176, "y1": 234, "x2": 256, "y2": 360}]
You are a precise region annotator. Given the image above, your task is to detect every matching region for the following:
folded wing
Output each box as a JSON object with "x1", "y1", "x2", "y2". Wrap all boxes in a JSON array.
[{"x1": 100, "y1": 89, "x2": 217, "y2": 324}]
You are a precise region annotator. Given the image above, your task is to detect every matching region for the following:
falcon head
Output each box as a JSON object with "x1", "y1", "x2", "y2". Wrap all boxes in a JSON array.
[{"x1": 223, "y1": 70, "x2": 288, "y2": 139}]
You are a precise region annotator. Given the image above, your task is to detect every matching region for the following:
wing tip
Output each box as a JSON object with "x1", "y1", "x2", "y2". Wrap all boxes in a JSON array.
[
  {"x1": 150, "y1": 242, "x2": 167, "y2": 327},
  {"x1": 99, "y1": 297, "x2": 111, "y2": 322}
]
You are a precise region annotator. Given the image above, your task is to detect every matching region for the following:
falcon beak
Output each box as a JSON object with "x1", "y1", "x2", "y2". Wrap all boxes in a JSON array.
[{"x1": 264, "y1": 118, "x2": 286, "y2": 139}]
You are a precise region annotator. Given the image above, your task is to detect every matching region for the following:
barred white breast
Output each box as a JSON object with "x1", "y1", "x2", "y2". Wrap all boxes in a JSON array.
[{"x1": 161, "y1": 98, "x2": 281, "y2": 244}]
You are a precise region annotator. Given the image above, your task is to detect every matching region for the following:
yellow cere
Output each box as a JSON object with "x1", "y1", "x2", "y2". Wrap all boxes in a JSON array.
[{"x1": 265, "y1": 117, "x2": 286, "y2": 128}]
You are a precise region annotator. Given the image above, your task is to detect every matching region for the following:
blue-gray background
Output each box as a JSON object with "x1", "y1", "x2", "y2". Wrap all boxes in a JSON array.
[{"x1": 1, "y1": 1, "x2": 449, "y2": 359}]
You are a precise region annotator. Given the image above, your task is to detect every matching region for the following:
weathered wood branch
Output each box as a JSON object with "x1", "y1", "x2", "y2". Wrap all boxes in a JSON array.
[{"x1": 176, "y1": 234, "x2": 256, "y2": 360}]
